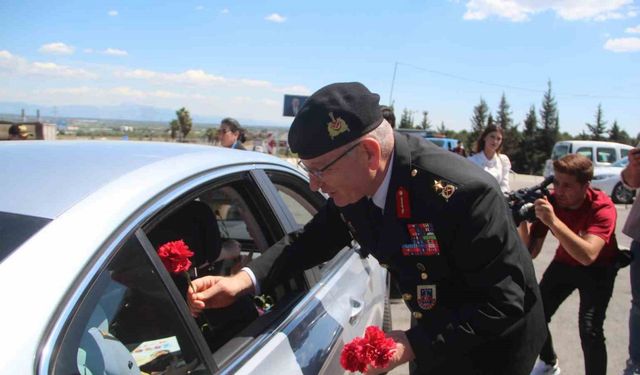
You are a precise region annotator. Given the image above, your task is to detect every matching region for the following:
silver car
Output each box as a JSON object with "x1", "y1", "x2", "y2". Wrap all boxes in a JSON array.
[
  {"x1": 592, "y1": 156, "x2": 636, "y2": 204},
  {"x1": 0, "y1": 141, "x2": 389, "y2": 374}
]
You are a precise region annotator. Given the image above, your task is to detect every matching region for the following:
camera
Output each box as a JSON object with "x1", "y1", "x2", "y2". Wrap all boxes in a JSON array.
[{"x1": 505, "y1": 175, "x2": 555, "y2": 225}]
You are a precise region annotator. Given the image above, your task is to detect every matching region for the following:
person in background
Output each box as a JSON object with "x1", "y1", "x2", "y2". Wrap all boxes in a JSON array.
[
  {"x1": 217, "y1": 118, "x2": 246, "y2": 150},
  {"x1": 467, "y1": 125, "x2": 511, "y2": 193},
  {"x1": 8, "y1": 124, "x2": 31, "y2": 140},
  {"x1": 452, "y1": 142, "x2": 466, "y2": 157},
  {"x1": 622, "y1": 146, "x2": 640, "y2": 375},
  {"x1": 519, "y1": 154, "x2": 619, "y2": 375},
  {"x1": 187, "y1": 82, "x2": 545, "y2": 375},
  {"x1": 265, "y1": 133, "x2": 277, "y2": 155},
  {"x1": 380, "y1": 105, "x2": 396, "y2": 129}
]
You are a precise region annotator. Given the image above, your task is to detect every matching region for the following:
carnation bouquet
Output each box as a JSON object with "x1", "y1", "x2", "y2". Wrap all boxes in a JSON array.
[{"x1": 340, "y1": 326, "x2": 396, "y2": 373}]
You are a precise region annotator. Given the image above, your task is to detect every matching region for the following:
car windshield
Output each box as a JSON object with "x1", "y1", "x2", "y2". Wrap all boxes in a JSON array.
[
  {"x1": 0, "y1": 212, "x2": 51, "y2": 263},
  {"x1": 428, "y1": 139, "x2": 445, "y2": 147}
]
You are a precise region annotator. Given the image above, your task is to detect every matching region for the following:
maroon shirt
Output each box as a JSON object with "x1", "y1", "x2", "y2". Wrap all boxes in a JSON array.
[{"x1": 531, "y1": 187, "x2": 618, "y2": 267}]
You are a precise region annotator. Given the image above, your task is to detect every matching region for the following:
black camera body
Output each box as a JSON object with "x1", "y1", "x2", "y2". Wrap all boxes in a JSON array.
[{"x1": 505, "y1": 175, "x2": 555, "y2": 225}]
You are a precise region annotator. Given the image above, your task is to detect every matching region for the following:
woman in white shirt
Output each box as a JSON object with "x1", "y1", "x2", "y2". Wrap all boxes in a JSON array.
[{"x1": 468, "y1": 125, "x2": 512, "y2": 193}]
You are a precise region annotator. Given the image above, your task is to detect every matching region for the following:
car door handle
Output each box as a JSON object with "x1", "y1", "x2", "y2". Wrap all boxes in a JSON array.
[{"x1": 349, "y1": 297, "x2": 364, "y2": 325}]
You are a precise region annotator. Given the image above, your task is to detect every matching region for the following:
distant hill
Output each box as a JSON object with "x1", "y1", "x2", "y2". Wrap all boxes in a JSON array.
[{"x1": 0, "y1": 101, "x2": 288, "y2": 128}]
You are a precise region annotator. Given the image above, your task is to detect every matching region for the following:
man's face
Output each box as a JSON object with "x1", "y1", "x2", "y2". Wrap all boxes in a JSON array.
[
  {"x1": 300, "y1": 142, "x2": 371, "y2": 207},
  {"x1": 552, "y1": 171, "x2": 588, "y2": 209}
]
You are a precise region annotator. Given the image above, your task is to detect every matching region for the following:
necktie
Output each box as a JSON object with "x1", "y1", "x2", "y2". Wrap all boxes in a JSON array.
[{"x1": 368, "y1": 199, "x2": 384, "y2": 240}]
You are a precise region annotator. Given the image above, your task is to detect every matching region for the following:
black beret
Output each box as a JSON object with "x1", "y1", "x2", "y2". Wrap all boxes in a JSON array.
[{"x1": 288, "y1": 82, "x2": 383, "y2": 159}]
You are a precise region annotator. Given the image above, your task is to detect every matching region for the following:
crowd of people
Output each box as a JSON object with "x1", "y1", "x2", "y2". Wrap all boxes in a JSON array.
[{"x1": 197, "y1": 82, "x2": 636, "y2": 374}]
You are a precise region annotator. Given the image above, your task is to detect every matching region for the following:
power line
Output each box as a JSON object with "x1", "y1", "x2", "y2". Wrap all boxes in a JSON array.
[{"x1": 391, "y1": 61, "x2": 639, "y2": 100}]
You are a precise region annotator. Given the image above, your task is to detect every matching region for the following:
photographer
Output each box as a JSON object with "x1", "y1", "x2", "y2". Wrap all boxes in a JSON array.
[{"x1": 520, "y1": 154, "x2": 619, "y2": 375}]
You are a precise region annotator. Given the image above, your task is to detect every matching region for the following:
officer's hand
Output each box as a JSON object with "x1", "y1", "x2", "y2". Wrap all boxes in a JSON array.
[
  {"x1": 187, "y1": 271, "x2": 254, "y2": 316},
  {"x1": 364, "y1": 330, "x2": 415, "y2": 375},
  {"x1": 534, "y1": 196, "x2": 556, "y2": 227}
]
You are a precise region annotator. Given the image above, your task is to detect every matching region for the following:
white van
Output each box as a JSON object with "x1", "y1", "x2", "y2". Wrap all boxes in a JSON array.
[{"x1": 543, "y1": 140, "x2": 633, "y2": 177}]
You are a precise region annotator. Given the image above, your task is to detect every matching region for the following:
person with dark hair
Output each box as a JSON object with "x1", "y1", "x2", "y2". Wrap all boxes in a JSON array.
[
  {"x1": 520, "y1": 153, "x2": 620, "y2": 375},
  {"x1": 218, "y1": 117, "x2": 246, "y2": 150},
  {"x1": 380, "y1": 105, "x2": 396, "y2": 129},
  {"x1": 187, "y1": 82, "x2": 545, "y2": 374},
  {"x1": 467, "y1": 125, "x2": 511, "y2": 193}
]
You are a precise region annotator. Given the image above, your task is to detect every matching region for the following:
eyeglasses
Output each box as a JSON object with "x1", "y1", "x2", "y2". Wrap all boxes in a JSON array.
[{"x1": 297, "y1": 141, "x2": 361, "y2": 179}]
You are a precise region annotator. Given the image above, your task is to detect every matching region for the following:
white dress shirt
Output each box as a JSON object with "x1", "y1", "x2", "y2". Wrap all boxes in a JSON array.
[{"x1": 468, "y1": 151, "x2": 511, "y2": 193}]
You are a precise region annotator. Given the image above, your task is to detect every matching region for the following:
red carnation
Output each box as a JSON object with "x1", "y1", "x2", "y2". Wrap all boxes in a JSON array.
[
  {"x1": 340, "y1": 326, "x2": 396, "y2": 373},
  {"x1": 157, "y1": 240, "x2": 194, "y2": 274}
]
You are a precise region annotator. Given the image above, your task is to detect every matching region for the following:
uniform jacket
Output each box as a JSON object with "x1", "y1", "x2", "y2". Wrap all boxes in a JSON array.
[{"x1": 249, "y1": 132, "x2": 546, "y2": 374}]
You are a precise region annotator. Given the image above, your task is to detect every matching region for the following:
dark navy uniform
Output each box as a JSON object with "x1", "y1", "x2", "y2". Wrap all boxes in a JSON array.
[
  {"x1": 250, "y1": 133, "x2": 545, "y2": 374},
  {"x1": 248, "y1": 81, "x2": 545, "y2": 374}
]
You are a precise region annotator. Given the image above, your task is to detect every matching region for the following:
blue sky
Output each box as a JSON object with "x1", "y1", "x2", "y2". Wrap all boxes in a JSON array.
[{"x1": 0, "y1": 0, "x2": 638, "y2": 135}]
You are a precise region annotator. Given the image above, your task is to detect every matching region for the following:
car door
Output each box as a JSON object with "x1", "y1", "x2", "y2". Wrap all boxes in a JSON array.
[{"x1": 261, "y1": 169, "x2": 389, "y2": 375}]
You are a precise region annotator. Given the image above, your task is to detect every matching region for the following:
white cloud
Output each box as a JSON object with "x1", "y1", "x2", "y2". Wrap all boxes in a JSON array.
[
  {"x1": 102, "y1": 48, "x2": 128, "y2": 56},
  {"x1": 83, "y1": 48, "x2": 94, "y2": 53},
  {"x1": 120, "y1": 68, "x2": 227, "y2": 85},
  {"x1": 463, "y1": 0, "x2": 636, "y2": 22},
  {"x1": 221, "y1": 8, "x2": 229, "y2": 14},
  {"x1": 108, "y1": 10, "x2": 118, "y2": 16},
  {"x1": 626, "y1": 24, "x2": 640, "y2": 33},
  {"x1": 39, "y1": 42, "x2": 75, "y2": 55},
  {"x1": 604, "y1": 37, "x2": 640, "y2": 52},
  {"x1": 265, "y1": 13, "x2": 286, "y2": 23},
  {"x1": 195, "y1": 5, "x2": 204, "y2": 11},
  {"x1": 0, "y1": 50, "x2": 97, "y2": 79}
]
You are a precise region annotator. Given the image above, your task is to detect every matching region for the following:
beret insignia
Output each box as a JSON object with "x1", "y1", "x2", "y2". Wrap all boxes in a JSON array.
[{"x1": 327, "y1": 112, "x2": 350, "y2": 139}]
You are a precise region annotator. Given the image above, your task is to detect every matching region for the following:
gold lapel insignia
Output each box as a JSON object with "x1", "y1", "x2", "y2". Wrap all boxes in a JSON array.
[
  {"x1": 411, "y1": 169, "x2": 418, "y2": 177},
  {"x1": 327, "y1": 112, "x2": 350, "y2": 139},
  {"x1": 433, "y1": 179, "x2": 456, "y2": 201}
]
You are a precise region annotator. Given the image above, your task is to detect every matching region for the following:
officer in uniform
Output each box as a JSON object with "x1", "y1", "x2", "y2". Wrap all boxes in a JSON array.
[{"x1": 188, "y1": 82, "x2": 546, "y2": 374}]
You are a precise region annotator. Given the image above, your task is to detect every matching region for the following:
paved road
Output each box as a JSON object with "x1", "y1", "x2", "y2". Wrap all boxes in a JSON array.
[{"x1": 388, "y1": 174, "x2": 635, "y2": 375}]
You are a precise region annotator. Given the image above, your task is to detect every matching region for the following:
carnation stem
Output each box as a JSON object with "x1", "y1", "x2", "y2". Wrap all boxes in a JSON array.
[{"x1": 185, "y1": 271, "x2": 213, "y2": 333}]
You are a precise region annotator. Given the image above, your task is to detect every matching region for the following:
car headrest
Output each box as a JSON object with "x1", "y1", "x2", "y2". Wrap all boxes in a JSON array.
[{"x1": 148, "y1": 200, "x2": 222, "y2": 267}]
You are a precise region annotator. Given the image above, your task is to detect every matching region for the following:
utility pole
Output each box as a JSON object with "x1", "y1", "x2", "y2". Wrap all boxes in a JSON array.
[{"x1": 388, "y1": 62, "x2": 398, "y2": 107}]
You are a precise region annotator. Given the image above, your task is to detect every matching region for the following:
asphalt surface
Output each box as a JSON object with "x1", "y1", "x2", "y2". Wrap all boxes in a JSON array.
[{"x1": 388, "y1": 174, "x2": 635, "y2": 375}]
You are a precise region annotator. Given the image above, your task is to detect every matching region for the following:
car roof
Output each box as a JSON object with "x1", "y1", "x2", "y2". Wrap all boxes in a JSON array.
[
  {"x1": 555, "y1": 140, "x2": 633, "y2": 147},
  {"x1": 0, "y1": 140, "x2": 286, "y2": 219}
]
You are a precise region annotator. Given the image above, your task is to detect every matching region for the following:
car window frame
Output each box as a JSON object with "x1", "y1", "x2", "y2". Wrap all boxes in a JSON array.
[{"x1": 37, "y1": 167, "x2": 264, "y2": 374}]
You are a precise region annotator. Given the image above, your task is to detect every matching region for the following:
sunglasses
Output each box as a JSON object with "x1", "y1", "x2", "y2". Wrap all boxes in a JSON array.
[{"x1": 297, "y1": 141, "x2": 361, "y2": 179}]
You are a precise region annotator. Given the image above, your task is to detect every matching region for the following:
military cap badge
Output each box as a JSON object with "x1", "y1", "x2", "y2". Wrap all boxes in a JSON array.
[{"x1": 327, "y1": 112, "x2": 350, "y2": 139}]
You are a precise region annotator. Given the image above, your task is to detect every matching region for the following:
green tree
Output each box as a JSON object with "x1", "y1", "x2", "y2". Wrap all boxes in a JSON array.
[
  {"x1": 420, "y1": 111, "x2": 432, "y2": 130},
  {"x1": 585, "y1": 104, "x2": 607, "y2": 141},
  {"x1": 608, "y1": 120, "x2": 631, "y2": 145},
  {"x1": 513, "y1": 106, "x2": 542, "y2": 174},
  {"x1": 175, "y1": 107, "x2": 193, "y2": 140},
  {"x1": 495, "y1": 93, "x2": 520, "y2": 161},
  {"x1": 399, "y1": 108, "x2": 414, "y2": 129},
  {"x1": 469, "y1": 98, "x2": 489, "y2": 152},
  {"x1": 169, "y1": 119, "x2": 180, "y2": 140},
  {"x1": 537, "y1": 80, "x2": 559, "y2": 169},
  {"x1": 437, "y1": 121, "x2": 447, "y2": 134}
]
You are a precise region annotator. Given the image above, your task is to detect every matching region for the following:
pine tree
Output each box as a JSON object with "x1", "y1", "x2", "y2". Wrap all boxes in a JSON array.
[
  {"x1": 495, "y1": 93, "x2": 520, "y2": 162},
  {"x1": 608, "y1": 120, "x2": 632, "y2": 144},
  {"x1": 400, "y1": 108, "x2": 414, "y2": 129},
  {"x1": 437, "y1": 121, "x2": 447, "y2": 134},
  {"x1": 585, "y1": 104, "x2": 607, "y2": 141},
  {"x1": 420, "y1": 111, "x2": 432, "y2": 130},
  {"x1": 469, "y1": 98, "x2": 489, "y2": 153},
  {"x1": 537, "y1": 80, "x2": 559, "y2": 171},
  {"x1": 513, "y1": 106, "x2": 541, "y2": 174}
]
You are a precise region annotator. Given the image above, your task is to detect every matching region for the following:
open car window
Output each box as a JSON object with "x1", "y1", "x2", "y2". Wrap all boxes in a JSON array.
[{"x1": 51, "y1": 235, "x2": 209, "y2": 375}]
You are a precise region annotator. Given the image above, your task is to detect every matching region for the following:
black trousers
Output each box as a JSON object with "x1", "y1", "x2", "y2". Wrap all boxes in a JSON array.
[{"x1": 539, "y1": 260, "x2": 617, "y2": 375}]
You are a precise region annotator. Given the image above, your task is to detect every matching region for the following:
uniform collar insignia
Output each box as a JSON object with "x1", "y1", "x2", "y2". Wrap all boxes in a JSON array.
[
  {"x1": 433, "y1": 179, "x2": 456, "y2": 202},
  {"x1": 327, "y1": 112, "x2": 350, "y2": 139}
]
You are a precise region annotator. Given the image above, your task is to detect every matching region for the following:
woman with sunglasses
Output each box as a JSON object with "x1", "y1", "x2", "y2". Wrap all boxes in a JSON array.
[{"x1": 218, "y1": 117, "x2": 246, "y2": 150}]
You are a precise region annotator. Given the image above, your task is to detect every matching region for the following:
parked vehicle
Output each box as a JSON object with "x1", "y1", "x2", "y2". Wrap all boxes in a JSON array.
[
  {"x1": 591, "y1": 156, "x2": 636, "y2": 204},
  {"x1": 396, "y1": 129, "x2": 458, "y2": 150},
  {"x1": 543, "y1": 140, "x2": 633, "y2": 177},
  {"x1": 0, "y1": 141, "x2": 389, "y2": 374}
]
